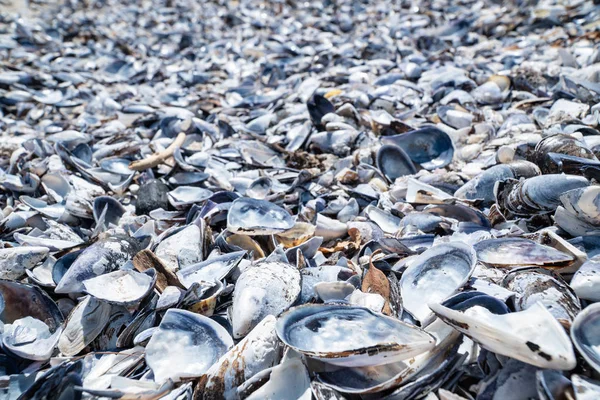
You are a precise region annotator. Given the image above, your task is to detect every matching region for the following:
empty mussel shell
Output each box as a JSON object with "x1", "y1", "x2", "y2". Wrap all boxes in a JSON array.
[
  {"x1": 82, "y1": 269, "x2": 157, "y2": 306},
  {"x1": 231, "y1": 261, "x2": 301, "y2": 338},
  {"x1": 376, "y1": 144, "x2": 417, "y2": 182},
  {"x1": 400, "y1": 242, "x2": 477, "y2": 324},
  {"x1": 381, "y1": 127, "x2": 454, "y2": 170},
  {"x1": 145, "y1": 309, "x2": 233, "y2": 383},
  {"x1": 570, "y1": 256, "x2": 600, "y2": 301},
  {"x1": 58, "y1": 295, "x2": 112, "y2": 357},
  {"x1": 275, "y1": 304, "x2": 436, "y2": 367},
  {"x1": 571, "y1": 303, "x2": 600, "y2": 374},
  {"x1": 474, "y1": 238, "x2": 574, "y2": 269},
  {"x1": 227, "y1": 197, "x2": 295, "y2": 235}
]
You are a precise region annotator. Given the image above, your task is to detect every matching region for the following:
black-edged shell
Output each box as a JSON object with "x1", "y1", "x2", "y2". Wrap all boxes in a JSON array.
[
  {"x1": 275, "y1": 304, "x2": 436, "y2": 367},
  {"x1": 381, "y1": 127, "x2": 454, "y2": 170},
  {"x1": 430, "y1": 302, "x2": 576, "y2": 370},
  {"x1": 571, "y1": 303, "x2": 600, "y2": 374},
  {"x1": 376, "y1": 144, "x2": 417, "y2": 182}
]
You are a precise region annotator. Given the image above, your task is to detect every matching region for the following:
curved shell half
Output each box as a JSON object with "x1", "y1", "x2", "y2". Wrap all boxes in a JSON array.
[
  {"x1": 227, "y1": 197, "x2": 295, "y2": 235},
  {"x1": 400, "y1": 242, "x2": 476, "y2": 324},
  {"x1": 275, "y1": 304, "x2": 436, "y2": 367},
  {"x1": 571, "y1": 303, "x2": 600, "y2": 374},
  {"x1": 145, "y1": 309, "x2": 233, "y2": 383}
]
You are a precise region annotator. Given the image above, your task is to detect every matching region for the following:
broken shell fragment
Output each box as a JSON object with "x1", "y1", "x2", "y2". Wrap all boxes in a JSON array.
[{"x1": 430, "y1": 302, "x2": 576, "y2": 370}]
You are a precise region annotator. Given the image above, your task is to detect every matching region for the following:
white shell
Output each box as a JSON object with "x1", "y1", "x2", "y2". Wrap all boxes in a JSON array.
[
  {"x1": 571, "y1": 303, "x2": 600, "y2": 374},
  {"x1": 570, "y1": 256, "x2": 600, "y2": 301},
  {"x1": 167, "y1": 186, "x2": 213, "y2": 208},
  {"x1": 276, "y1": 304, "x2": 436, "y2": 367},
  {"x1": 145, "y1": 309, "x2": 233, "y2": 383},
  {"x1": 202, "y1": 315, "x2": 282, "y2": 400},
  {"x1": 83, "y1": 269, "x2": 156, "y2": 305},
  {"x1": 572, "y1": 375, "x2": 600, "y2": 400},
  {"x1": 231, "y1": 261, "x2": 301, "y2": 338},
  {"x1": 0, "y1": 246, "x2": 49, "y2": 280},
  {"x1": 176, "y1": 251, "x2": 245, "y2": 289},
  {"x1": 154, "y1": 225, "x2": 202, "y2": 272},
  {"x1": 244, "y1": 357, "x2": 311, "y2": 400},
  {"x1": 2, "y1": 317, "x2": 61, "y2": 360},
  {"x1": 315, "y1": 317, "x2": 459, "y2": 394},
  {"x1": 430, "y1": 302, "x2": 576, "y2": 370},
  {"x1": 400, "y1": 242, "x2": 476, "y2": 324},
  {"x1": 227, "y1": 197, "x2": 295, "y2": 235}
]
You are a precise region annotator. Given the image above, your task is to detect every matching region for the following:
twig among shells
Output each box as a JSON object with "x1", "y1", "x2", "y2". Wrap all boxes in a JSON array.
[{"x1": 128, "y1": 132, "x2": 187, "y2": 171}]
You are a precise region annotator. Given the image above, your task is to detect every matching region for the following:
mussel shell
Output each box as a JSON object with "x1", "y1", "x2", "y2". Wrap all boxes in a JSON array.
[
  {"x1": 307, "y1": 94, "x2": 335, "y2": 129},
  {"x1": 0, "y1": 280, "x2": 63, "y2": 332},
  {"x1": 454, "y1": 161, "x2": 540, "y2": 205},
  {"x1": 571, "y1": 303, "x2": 600, "y2": 374},
  {"x1": 82, "y1": 269, "x2": 157, "y2": 306},
  {"x1": 145, "y1": 309, "x2": 233, "y2": 382},
  {"x1": 560, "y1": 186, "x2": 600, "y2": 226},
  {"x1": 520, "y1": 174, "x2": 590, "y2": 211},
  {"x1": 474, "y1": 238, "x2": 574, "y2": 268},
  {"x1": 572, "y1": 375, "x2": 600, "y2": 400},
  {"x1": 176, "y1": 251, "x2": 245, "y2": 289},
  {"x1": 532, "y1": 134, "x2": 597, "y2": 173},
  {"x1": 423, "y1": 203, "x2": 491, "y2": 229},
  {"x1": 58, "y1": 295, "x2": 112, "y2": 356},
  {"x1": 93, "y1": 196, "x2": 126, "y2": 227},
  {"x1": 437, "y1": 105, "x2": 473, "y2": 129},
  {"x1": 536, "y1": 369, "x2": 573, "y2": 400},
  {"x1": 502, "y1": 267, "x2": 580, "y2": 323},
  {"x1": 400, "y1": 242, "x2": 477, "y2": 324},
  {"x1": 2, "y1": 317, "x2": 62, "y2": 361},
  {"x1": 442, "y1": 291, "x2": 510, "y2": 314},
  {"x1": 168, "y1": 186, "x2": 213, "y2": 208},
  {"x1": 55, "y1": 235, "x2": 140, "y2": 293},
  {"x1": 231, "y1": 261, "x2": 301, "y2": 338},
  {"x1": 497, "y1": 174, "x2": 590, "y2": 217},
  {"x1": 314, "y1": 317, "x2": 459, "y2": 394},
  {"x1": 198, "y1": 315, "x2": 282, "y2": 399},
  {"x1": 154, "y1": 224, "x2": 203, "y2": 272},
  {"x1": 543, "y1": 152, "x2": 600, "y2": 178},
  {"x1": 570, "y1": 256, "x2": 600, "y2": 301},
  {"x1": 381, "y1": 127, "x2": 454, "y2": 170},
  {"x1": 376, "y1": 144, "x2": 417, "y2": 182},
  {"x1": 0, "y1": 246, "x2": 49, "y2": 281},
  {"x1": 430, "y1": 302, "x2": 576, "y2": 369},
  {"x1": 227, "y1": 197, "x2": 295, "y2": 235},
  {"x1": 275, "y1": 304, "x2": 436, "y2": 367}
]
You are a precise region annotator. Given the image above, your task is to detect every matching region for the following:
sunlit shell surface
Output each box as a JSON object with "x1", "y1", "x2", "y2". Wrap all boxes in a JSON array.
[{"x1": 276, "y1": 304, "x2": 436, "y2": 367}]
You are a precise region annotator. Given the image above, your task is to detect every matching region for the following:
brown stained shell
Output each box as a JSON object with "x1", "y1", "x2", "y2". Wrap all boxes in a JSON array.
[
  {"x1": 489, "y1": 75, "x2": 511, "y2": 92},
  {"x1": 196, "y1": 315, "x2": 282, "y2": 400},
  {"x1": 0, "y1": 280, "x2": 64, "y2": 333},
  {"x1": 362, "y1": 256, "x2": 391, "y2": 315},
  {"x1": 275, "y1": 222, "x2": 316, "y2": 248}
]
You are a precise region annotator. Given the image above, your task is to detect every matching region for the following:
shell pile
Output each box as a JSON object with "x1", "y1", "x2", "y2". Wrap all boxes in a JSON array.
[{"x1": 2, "y1": 0, "x2": 600, "y2": 398}]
